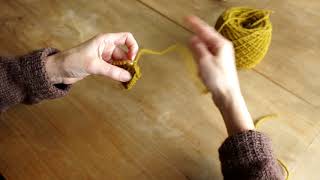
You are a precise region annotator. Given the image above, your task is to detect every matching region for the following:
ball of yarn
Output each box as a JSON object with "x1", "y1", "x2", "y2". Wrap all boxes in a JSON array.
[{"x1": 215, "y1": 7, "x2": 272, "y2": 69}]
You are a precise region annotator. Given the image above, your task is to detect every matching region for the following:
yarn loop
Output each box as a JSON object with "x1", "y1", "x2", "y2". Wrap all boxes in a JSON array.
[{"x1": 215, "y1": 7, "x2": 273, "y2": 69}]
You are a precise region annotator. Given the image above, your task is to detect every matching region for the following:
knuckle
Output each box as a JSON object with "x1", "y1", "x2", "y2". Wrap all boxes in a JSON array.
[
  {"x1": 125, "y1": 32, "x2": 133, "y2": 37},
  {"x1": 95, "y1": 33, "x2": 105, "y2": 39},
  {"x1": 223, "y1": 40, "x2": 233, "y2": 48},
  {"x1": 94, "y1": 33, "x2": 109, "y2": 43},
  {"x1": 85, "y1": 60, "x2": 97, "y2": 73},
  {"x1": 217, "y1": 40, "x2": 233, "y2": 52}
]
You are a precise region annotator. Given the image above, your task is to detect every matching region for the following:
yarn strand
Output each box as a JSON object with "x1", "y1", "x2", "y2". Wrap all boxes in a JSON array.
[
  {"x1": 254, "y1": 115, "x2": 290, "y2": 180},
  {"x1": 112, "y1": 44, "x2": 205, "y2": 91}
]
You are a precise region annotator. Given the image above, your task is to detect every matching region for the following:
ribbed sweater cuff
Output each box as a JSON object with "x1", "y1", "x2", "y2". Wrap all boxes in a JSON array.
[
  {"x1": 219, "y1": 130, "x2": 284, "y2": 179},
  {"x1": 219, "y1": 130, "x2": 274, "y2": 164},
  {"x1": 18, "y1": 48, "x2": 71, "y2": 103}
]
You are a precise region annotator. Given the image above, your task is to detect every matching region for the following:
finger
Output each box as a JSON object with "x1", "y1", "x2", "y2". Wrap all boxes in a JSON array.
[
  {"x1": 189, "y1": 36, "x2": 212, "y2": 64},
  {"x1": 108, "y1": 32, "x2": 139, "y2": 61},
  {"x1": 112, "y1": 47, "x2": 128, "y2": 61},
  {"x1": 189, "y1": 36, "x2": 203, "y2": 60},
  {"x1": 101, "y1": 44, "x2": 116, "y2": 63},
  {"x1": 94, "y1": 60, "x2": 132, "y2": 82},
  {"x1": 185, "y1": 15, "x2": 226, "y2": 53}
]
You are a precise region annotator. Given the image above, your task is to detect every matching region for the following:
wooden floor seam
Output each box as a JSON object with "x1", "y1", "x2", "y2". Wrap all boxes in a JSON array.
[{"x1": 136, "y1": 0, "x2": 316, "y2": 108}]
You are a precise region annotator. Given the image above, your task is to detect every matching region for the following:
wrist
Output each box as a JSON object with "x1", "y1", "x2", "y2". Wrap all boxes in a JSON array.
[
  {"x1": 45, "y1": 53, "x2": 64, "y2": 84},
  {"x1": 214, "y1": 89, "x2": 255, "y2": 135},
  {"x1": 212, "y1": 88, "x2": 242, "y2": 109}
]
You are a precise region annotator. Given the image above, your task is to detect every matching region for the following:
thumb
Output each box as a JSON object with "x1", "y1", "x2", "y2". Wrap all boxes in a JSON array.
[{"x1": 93, "y1": 60, "x2": 132, "y2": 82}]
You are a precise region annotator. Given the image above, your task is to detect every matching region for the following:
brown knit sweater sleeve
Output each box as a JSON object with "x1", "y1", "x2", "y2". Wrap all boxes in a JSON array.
[
  {"x1": 219, "y1": 130, "x2": 284, "y2": 180},
  {"x1": 0, "y1": 48, "x2": 71, "y2": 111}
]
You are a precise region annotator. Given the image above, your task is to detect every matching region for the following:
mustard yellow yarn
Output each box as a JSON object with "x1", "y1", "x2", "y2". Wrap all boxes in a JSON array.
[
  {"x1": 215, "y1": 7, "x2": 273, "y2": 69},
  {"x1": 113, "y1": 44, "x2": 206, "y2": 91},
  {"x1": 112, "y1": 60, "x2": 141, "y2": 90},
  {"x1": 255, "y1": 115, "x2": 290, "y2": 180},
  {"x1": 112, "y1": 45, "x2": 178, "y2": 90}
]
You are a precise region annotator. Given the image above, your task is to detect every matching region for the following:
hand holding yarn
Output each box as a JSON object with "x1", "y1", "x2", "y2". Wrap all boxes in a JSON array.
[
  {"x1": 45, "y1": 32, "x2": 139, "y2": 84},
  {"x1": 186, "y1": 16, "x2": 241, "y2": 104}
]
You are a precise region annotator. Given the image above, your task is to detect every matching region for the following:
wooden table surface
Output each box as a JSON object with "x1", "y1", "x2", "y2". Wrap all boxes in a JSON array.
[{"x1": 0, "y1": 0, "x2": 319, "y2": 179}]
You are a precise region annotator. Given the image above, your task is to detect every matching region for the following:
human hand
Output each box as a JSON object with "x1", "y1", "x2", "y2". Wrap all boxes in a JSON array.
[
  {"x1": 186, "y1": 16, "x2": 254, "y2": 134},
  {"x1": 45, "y1": 32, "x2": 139, "y2": 84},
  {"x1": 186, "y1": 16, "x2": 241, "y2": 104}
]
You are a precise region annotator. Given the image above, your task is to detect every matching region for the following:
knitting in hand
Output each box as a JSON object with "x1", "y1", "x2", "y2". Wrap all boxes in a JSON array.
[{"x1": 45, "y1": 32, "x2": 139, "y2": 84}]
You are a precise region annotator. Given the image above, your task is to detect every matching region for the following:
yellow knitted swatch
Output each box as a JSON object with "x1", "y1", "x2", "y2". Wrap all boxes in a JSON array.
[
  {"x1": 215, "y1": 7, "x2": 273, "y2": 69},
  {"x1": 111, "y1": 60, "x2": 141, "y2": 90}
]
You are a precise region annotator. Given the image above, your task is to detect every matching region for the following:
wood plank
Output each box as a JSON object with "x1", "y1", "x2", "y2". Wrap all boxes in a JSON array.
[
  {"x1": 138, "y1": 0, "x2": 320, "y2": 107},
  {"x1": 292, "y1": 134, "x2": 320, "y2": 180},
  {"x1": 0, "y1": 0, "x2": 319, "y2": 179}
]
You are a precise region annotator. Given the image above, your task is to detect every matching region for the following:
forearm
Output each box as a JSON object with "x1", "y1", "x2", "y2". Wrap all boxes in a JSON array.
[
  {"x1": 215, "y1": 89, "x2": 255, "y2": 135},
  {"x1": 45, "y1": 47, "x2": 86, "y2": 85},
  {"x1": 186, "y1": 15, "x2": 283, "y2": 179},
  {"x1": 0, "y1": 48, "x2": 70, "y2": 111},
  {"x1": 215, "y1": 90, "x2": 283, "y2": 179}
]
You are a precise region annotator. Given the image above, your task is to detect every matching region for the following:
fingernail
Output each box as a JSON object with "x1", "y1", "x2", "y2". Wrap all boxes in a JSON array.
[
  {"x1": 121, "y1": 71, "x2": 132, "y2": 82},
  {"x1": 130, "y1": 53, "x2": 137, "y2": 61}
]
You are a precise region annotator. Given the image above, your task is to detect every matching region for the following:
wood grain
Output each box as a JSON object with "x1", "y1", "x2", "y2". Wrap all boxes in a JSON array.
[
  {"x1": 138, "y1": 0, "x2": 320, "y2": 107},
  {"x1": 0, "y1": 0, "x2": 319, "y2": 179},
  {"x1": 292, "y1": 134, "x2": 320, "y2": 180}
]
